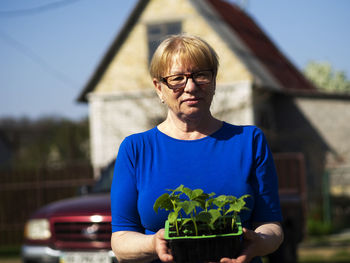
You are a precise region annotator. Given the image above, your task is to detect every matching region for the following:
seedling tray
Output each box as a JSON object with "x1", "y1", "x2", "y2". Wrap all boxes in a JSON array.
[{"x1": 164, "y1": 217, "x2": 243, "y2": 263}]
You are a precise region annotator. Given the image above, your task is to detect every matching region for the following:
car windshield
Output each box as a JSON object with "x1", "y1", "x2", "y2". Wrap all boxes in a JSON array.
[{"x1": 91, "y1": 160, "x2": 115, "y2": 193}]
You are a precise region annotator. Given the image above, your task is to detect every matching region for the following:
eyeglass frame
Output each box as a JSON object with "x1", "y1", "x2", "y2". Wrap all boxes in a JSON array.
[{"x1": 160, "y1": 69, "x2": 215, "y2": 90}]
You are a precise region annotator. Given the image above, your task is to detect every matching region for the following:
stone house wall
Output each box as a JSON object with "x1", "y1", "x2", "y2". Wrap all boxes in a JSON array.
[{"x1": 295, "y1": 96, "x2": 350, "y2": 197}]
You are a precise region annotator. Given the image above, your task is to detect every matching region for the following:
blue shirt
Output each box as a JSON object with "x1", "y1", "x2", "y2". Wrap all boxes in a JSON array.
[{"x1": 111, "y1": 122, "x2": 282, "y2": 262}]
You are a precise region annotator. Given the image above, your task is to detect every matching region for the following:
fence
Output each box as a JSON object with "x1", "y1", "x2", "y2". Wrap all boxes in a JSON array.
[
  {"x1": 0, "y1": 163, "x2": 94, "y2": 246},
  {"x1": 4, "y1": 153, "x2": 348, "y2": 247}
]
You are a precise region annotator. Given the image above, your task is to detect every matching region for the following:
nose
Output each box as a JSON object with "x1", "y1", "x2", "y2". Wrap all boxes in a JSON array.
[{"x1": 183, "y1": 77, "x2": 197, "y2": 92}]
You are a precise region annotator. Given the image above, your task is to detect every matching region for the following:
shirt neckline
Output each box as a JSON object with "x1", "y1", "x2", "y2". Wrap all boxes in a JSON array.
[{"x1": 155, "y1": 122, "x2": 226, "y2": 142}]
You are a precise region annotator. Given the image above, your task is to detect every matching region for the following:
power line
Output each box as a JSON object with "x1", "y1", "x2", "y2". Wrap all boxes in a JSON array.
[
  {"x1": 0, "y1": 28, "x2": 78, "y2": 88},
  {"x1": 0, "y1": 0, "x2": 82, "y2": 17}
]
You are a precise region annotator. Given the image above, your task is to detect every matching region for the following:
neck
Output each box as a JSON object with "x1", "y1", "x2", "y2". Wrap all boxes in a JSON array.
[{"x1": 158, "y1": 111, "x2": 222, "y2": 140}]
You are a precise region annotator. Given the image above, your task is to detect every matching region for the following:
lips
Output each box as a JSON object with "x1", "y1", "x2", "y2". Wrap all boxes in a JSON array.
[{"x1": 182, "y1": 97, "x2": 201, "y2": 104}]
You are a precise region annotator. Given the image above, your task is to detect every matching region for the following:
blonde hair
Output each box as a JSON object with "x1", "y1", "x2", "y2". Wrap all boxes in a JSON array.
[{"x1": 149, "y1": 34, "x2": 219, "y2": 80}]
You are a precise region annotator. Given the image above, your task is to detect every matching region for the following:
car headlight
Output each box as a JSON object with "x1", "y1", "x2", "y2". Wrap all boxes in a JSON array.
[{"x1": 24, "y1": 219, "x2": 51, "y2": 240}]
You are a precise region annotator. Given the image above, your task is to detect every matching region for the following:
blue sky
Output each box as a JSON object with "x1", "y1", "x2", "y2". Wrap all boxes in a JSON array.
[{"x1": 1, "y1": 0, "x2": 349, "y2": 120}]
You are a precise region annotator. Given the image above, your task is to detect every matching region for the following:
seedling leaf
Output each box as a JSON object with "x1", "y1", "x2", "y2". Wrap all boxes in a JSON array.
[{"x1": 153, "y1": 193, "x2": 172, "y2": 213}]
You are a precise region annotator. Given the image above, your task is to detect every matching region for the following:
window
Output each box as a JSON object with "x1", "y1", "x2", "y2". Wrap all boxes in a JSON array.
[{"x1": 147, "y1": 22, "x2": 182, "y2": 63}]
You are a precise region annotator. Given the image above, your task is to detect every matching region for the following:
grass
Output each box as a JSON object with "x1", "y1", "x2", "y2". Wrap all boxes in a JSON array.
[
  {"x1": 299, "y1": 249, "x2": 350, "y2": 262},
  {"x1": 298, "y1": 233, "x2": 350, "y2": 263},
  {"x1": 0, "y1": 246, "x2": 21, "y2": 258},
  {"x1": 0, "y1": 246, "x2": 21, "y2": 263},
  {"x1": 262, "y1": 231, "x2": 350, "y2": 263}
]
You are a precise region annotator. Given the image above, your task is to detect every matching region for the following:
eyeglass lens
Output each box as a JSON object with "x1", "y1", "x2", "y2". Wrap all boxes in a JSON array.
[{"x1": 166, "y1": 71, "x2": 213, "y2": 89}]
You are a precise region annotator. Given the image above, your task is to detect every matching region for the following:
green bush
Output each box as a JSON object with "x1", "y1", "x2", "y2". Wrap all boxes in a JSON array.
[
  {"x1": 307, "y1": 218, "x2": 334, "y2": 236},
  {"x1": 0, "y1": 246, "x2": 21, "y2": 257}
]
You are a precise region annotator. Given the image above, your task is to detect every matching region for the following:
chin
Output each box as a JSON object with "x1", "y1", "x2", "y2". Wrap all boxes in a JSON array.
[{"x1": 182, "y1": 108, "x2": 209, "y2": 119}]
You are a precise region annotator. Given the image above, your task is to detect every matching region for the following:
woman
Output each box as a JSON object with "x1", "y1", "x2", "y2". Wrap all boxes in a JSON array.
[{"x1": 111, "y1": 34, "x2": 283, "y2": 263}]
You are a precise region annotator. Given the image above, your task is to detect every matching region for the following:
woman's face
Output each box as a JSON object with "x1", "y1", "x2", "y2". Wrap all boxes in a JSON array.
[{"x1": 154, "y1": 54, "x2": 216, "y2": 121}]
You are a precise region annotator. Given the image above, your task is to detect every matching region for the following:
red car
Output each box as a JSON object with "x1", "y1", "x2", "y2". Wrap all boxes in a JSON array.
[{"x1": 21, "y1": 161, "x2": 116, "y2": 263}]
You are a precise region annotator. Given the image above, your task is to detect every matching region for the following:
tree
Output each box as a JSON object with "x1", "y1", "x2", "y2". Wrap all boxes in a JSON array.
[
  {"x1": 0, "y1": 117, "x2": 90, "y2": 170},
  {"x1": 304, "y1": 61, "x2": 350, "y2": 92}
]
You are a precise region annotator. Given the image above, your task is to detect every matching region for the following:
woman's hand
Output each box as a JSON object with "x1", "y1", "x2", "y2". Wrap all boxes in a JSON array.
[
  {"x1": 220, "y1": 222, "x2": 284, "y2": 263},
  {"x1": 219, "y1": 227, "x2": 264, "y2": 263},
  {"x1": 153, "y1": 229, "x2": 174, "y2": 262}
]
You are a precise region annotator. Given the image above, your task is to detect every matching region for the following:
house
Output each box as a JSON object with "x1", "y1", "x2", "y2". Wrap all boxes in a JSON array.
[{"x1": 77, "y1": 0, "x2": 350, "y2": 209}]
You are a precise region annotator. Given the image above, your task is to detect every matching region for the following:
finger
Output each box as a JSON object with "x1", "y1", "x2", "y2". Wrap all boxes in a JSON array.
[
  {"x1": 242, "y1": 227, "x2": 255, "y2": 240},
  {"x1": 235, "y1": 254, "x2": 249, "y2": 263},
  {"x1": 155, "y1": 229, "x2": 174, "y2": 262},
  {"x1": 220, "y1": 254, "x2": 249, "y2": 263},
  {"x1": 158, "y1": 252, "x2": 173, "y2": 262},
  {"x1": 220, "y1": 258, "x2": 236, "y2": 263},
  {"x1": 221, "y1": 228, "x2": 255, "y2": 263},
  {"x1": 157, "y1": 242, "x2": 173, "y2": 262}
]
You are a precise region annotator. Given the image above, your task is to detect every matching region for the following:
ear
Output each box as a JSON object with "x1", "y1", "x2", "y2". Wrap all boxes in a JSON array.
[{"x1": 153, "y1": 78, "x2": 163, "y2": 100}]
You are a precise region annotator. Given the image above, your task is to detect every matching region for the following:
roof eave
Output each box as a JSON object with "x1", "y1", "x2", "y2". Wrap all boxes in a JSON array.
[
  {"x1": 274, "y1": 88, "x2": 350, "y2": 100},
  {"x1": 76, "y1": 0, "x2": 150, "y2": 103}
]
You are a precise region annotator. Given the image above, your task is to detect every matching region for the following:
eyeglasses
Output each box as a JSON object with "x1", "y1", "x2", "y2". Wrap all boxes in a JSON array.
[{"x1": 161, "y1": 70, "x2": 214, "y2": 90}]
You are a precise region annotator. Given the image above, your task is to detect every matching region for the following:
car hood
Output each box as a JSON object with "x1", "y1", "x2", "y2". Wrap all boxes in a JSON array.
[{"x1": 31, "y1": 193, "x2": 111, "y2": 218}]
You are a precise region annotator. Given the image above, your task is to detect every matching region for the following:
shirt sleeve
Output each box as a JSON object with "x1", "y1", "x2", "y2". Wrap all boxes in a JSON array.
[
  {"x1": 110, "y1": 137, "x2": 144, "y2": 233},
  {"x1": 250, "y1": 128, "x2": 283, "y2": 223}
]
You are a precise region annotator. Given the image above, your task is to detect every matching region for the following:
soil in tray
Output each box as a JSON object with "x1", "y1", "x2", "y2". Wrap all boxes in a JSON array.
[{"x1": 167, "y1": 222, "x2": 240, "y2": 237}]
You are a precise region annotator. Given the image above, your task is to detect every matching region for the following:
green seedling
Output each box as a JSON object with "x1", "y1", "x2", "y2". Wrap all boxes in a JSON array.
[{"x1": 153, "y1": 185, "x2": 250, "y2": 237}]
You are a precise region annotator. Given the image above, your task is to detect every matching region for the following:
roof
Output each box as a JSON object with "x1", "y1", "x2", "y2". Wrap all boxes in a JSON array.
[
  {"x1": 77, "y1": 0, "x2": 316, "y2": 102},
  {"x1": 206, "y1": 0, "x2": 316, "y2": 92}
]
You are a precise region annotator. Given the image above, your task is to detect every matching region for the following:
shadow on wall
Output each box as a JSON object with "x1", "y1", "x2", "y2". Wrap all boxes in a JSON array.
[{"x1": 254, "y1": 90, "x2": 331, "y2": 210}]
